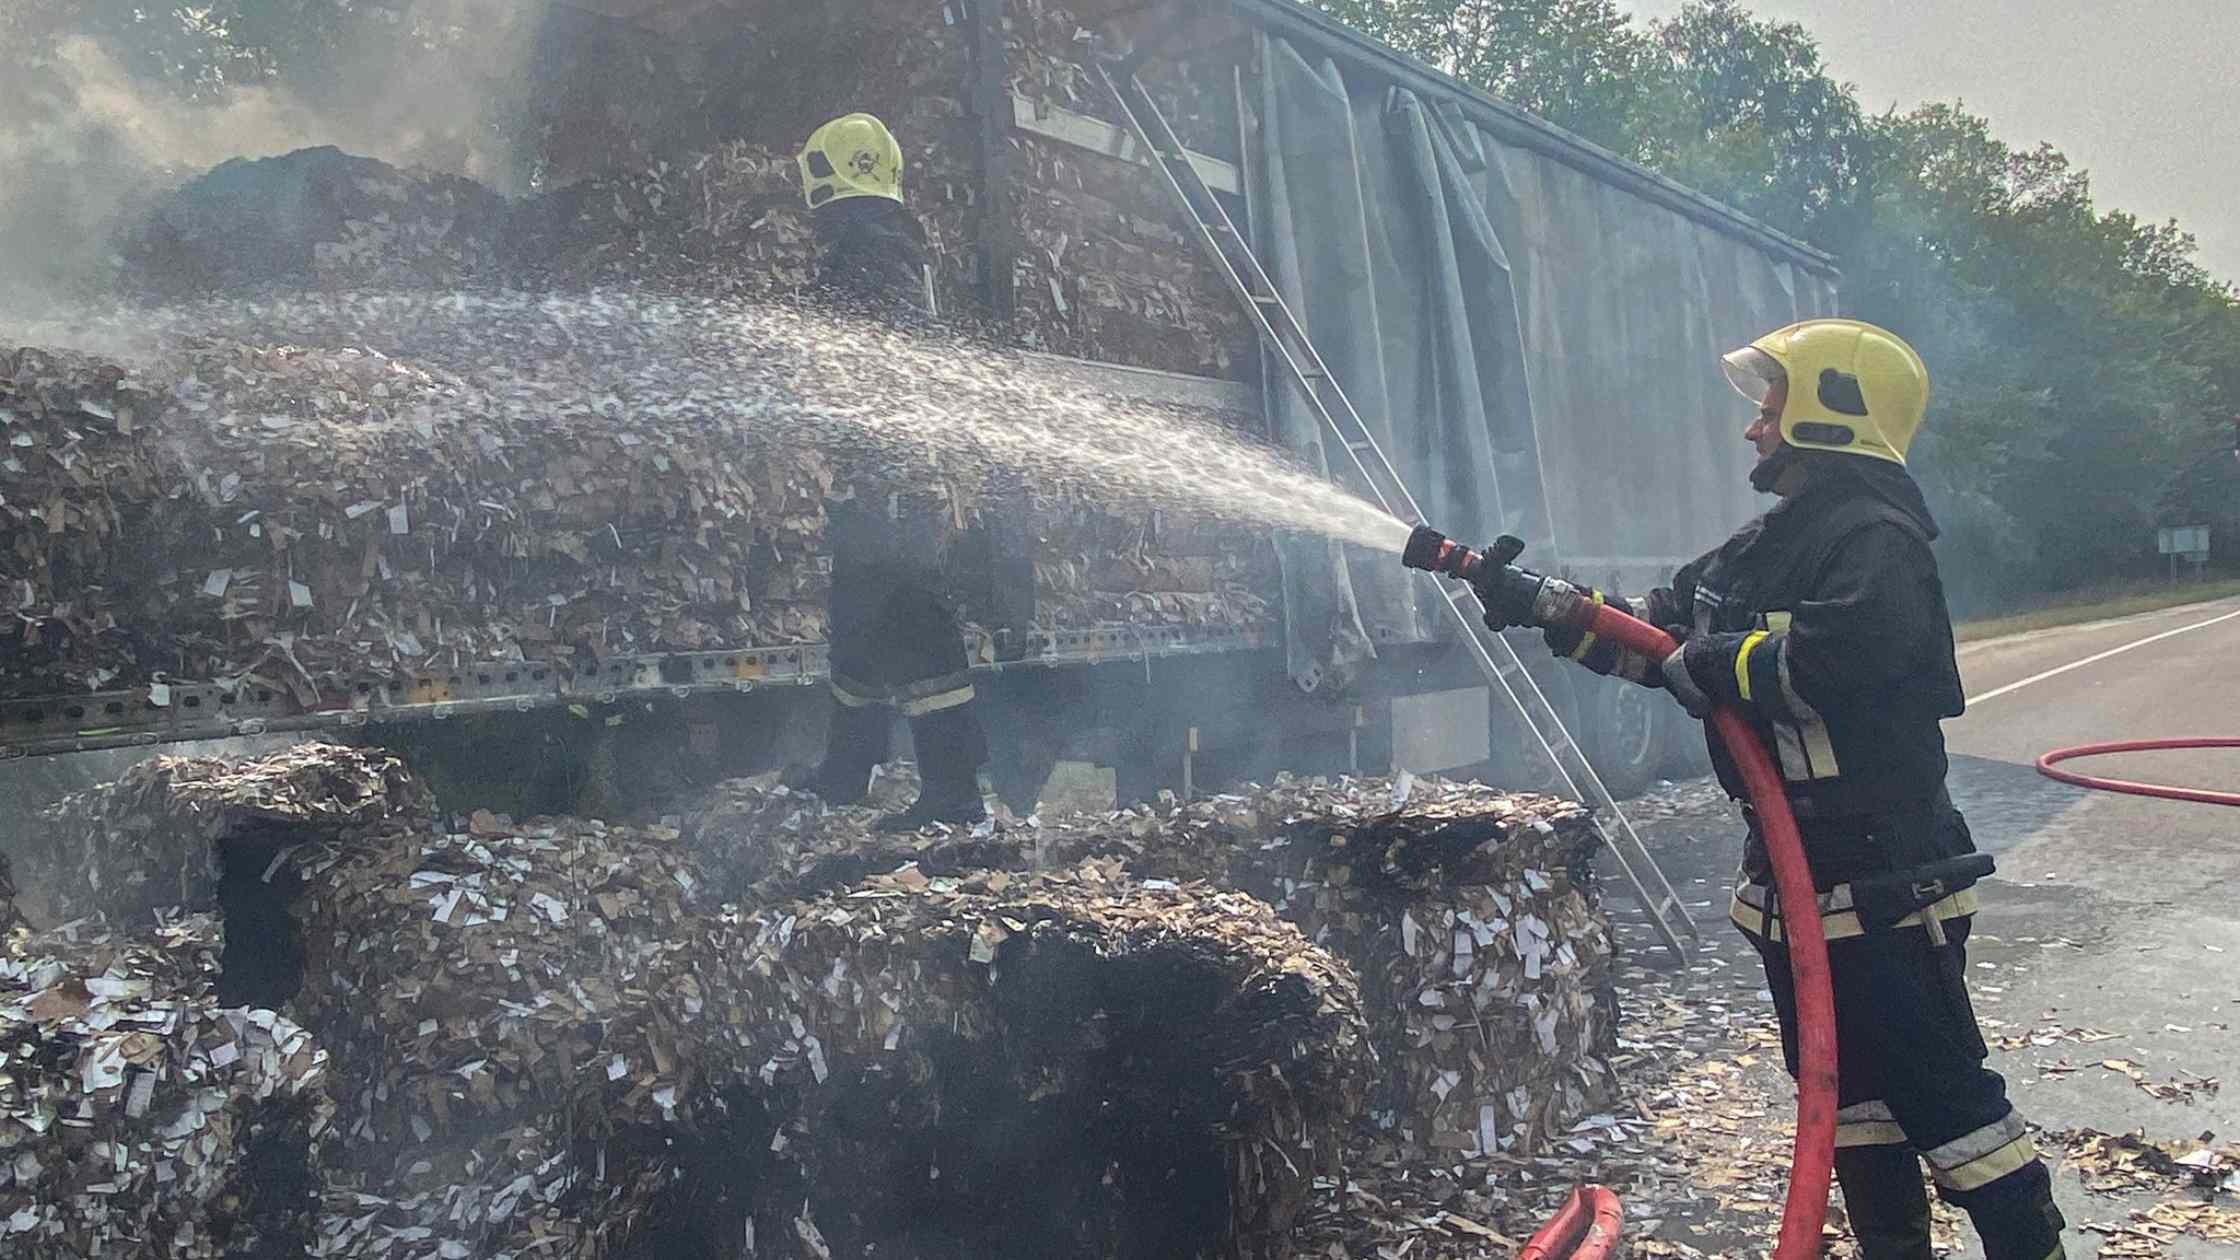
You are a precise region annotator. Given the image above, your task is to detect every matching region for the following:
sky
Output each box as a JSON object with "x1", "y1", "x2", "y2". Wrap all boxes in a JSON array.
[{"x1": 1623, "y1": 0, "x2": 2240, "y2": 285}]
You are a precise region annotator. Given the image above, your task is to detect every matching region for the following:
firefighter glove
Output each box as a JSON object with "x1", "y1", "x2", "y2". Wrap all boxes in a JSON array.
[
  {"x1": 1478, "y1": 582, "x2": 1537, "y2": 633},
  {"x1": 1661, "y1": 645, "x2": 1715, "y2": 718}
]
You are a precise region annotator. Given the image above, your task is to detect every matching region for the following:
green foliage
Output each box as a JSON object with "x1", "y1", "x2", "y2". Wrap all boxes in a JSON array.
[
  {"x1": 9, "y1": 1, "x2": 356, "y2": 97},
  {"x1": 1313, "y1": 0, "x2": 2240, "y2": 610},
  {"x1": 1852, "y1": 103, "x2": 2239, "y2": 599},
  {"x1": 1307, "y1": 0, "x2": 1669, "y2": 156},
  {"x1": 1646, "y1": 0, "x2": 1874, "y2": 244},
  {"x1": 4, "y1": 1, "x2": 540, "y2": 193}
]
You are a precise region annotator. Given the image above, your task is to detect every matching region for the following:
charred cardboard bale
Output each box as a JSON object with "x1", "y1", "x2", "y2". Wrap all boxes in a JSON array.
[
  {"x1": 679, "y1": 777, "x2": 841, "y2": 899},
  {"x1": 681, "y1": 773, "x2": 1029, "y2": 907},
  {"x1": 1021, "y1": 493, "x2": 1276, "y2": 633},
  {"x1": 0, "y1": 325, "x2": 843, "y2": 695},
  {"x1": 0, "y1": 913, "x2": 332, "y2": 1260},
  {"x1": 1041, "y1": 776, "x2": 1618, "y2": 1161},
  {"x1": 305, "y1": 1121, "x2": 683, "y2": 1260},
  {"x1": 508, "y1": 141, "x2": 823, "y2": 297},
  {"x1": 683, "y1": 773, "x2": 1614, "y2": 1162},
  {"x1": 125, "y1": 147, "x2": 510, "y2": 298},
  {"x1": 706, "y1": 772, "x2": 1621, "y2": 1162},
  {"x1": 1005, "y1": 2, "x2": 1257, "y2": 376},
  {"x1": 22, "y1": 744, "x2": 433, "y2": 935},
  {"x1": 284, "y1": 812, "x2": 756, "y2": 1259},
  {"x1": 725, "y1": 863, "x2": 1367, "y2": 1260},
  {"x1": 3, "y1": 334, "x2": 510, "y2": 696},
  {"x1": 6, "y1": 281, "x2": 1280, "y2": 701},
  {"x1": 0, "y1": 344, "x2": 174, "y2": 694}
]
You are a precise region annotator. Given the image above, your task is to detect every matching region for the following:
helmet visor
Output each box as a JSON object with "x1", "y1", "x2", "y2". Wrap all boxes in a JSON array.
[{"x1": 1721, "y1": 346, "x2": 1785, "y2": 405}]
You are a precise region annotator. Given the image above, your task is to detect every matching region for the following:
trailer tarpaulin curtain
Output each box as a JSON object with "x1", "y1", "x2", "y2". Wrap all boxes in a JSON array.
[
  {"x1": 1248, "y1": 37, "x2": 1400, "y2": 691},
  {"x1": 1250, "y1": 30, "x2": 1839, "y2": 690},
  {"x1": 1250, "y1": 33, "x2": 1551, "y2": 695}
]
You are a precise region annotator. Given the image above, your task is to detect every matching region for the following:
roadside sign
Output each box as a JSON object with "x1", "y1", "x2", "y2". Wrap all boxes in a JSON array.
[{"x1": 2158, "y1": 525, "x2": 2211, "y2": 557}]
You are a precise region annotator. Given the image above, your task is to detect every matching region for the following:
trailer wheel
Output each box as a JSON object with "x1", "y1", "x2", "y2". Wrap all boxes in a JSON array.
[{"x1": 1584, "y1": 677, "x2": 1663, "y2": 799}]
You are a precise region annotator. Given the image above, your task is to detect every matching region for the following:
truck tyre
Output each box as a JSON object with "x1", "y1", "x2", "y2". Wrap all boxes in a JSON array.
[{"x1": 1582, "y1": 677, "x2": 1664, "y2": 799}]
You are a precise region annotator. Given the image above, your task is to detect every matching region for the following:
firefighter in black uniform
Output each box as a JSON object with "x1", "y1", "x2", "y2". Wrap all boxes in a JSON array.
[
  {"x1": 791, "y1": 112, "x2": 988, "y2": 831},
  {"x1": 1523, "y1": 320, "x2": 2065, "y2": 1260}
]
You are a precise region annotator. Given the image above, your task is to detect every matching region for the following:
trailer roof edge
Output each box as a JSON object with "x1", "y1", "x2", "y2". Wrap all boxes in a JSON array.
[{"x1": 1222, "y1": 0, "x2": 1843, "y2": 279}]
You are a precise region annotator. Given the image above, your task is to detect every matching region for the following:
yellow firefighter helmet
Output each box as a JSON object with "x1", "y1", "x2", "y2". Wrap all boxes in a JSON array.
[
  {"x1": 1720, "y1": 319, "x2": 1930, "y2": 465},
  {"x1": 799, "y1": 112, "x2": 905, "y2": 210}
]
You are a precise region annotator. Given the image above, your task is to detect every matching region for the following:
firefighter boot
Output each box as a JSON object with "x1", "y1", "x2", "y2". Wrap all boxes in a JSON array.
[
  {"x1": 876, "y1": 705, "x2": 988, "y2": 832},
  {"x1": 790, "y1": 697, "x2": 891, "y2": 805},
  {"x1": 1834, "y1": 1145, "x2": 1935, "y2": 1260}
]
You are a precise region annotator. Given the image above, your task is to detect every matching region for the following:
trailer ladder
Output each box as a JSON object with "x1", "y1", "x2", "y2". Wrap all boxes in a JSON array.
[{"x1": 1097, "y1": 55, "x2": 1700, "y2": 961}]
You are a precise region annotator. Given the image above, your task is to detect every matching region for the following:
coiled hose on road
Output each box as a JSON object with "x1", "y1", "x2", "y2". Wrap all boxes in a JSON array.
[
  {"x1": 2036, "y1": 738, "x2": 2240, "y2": 807},
  {"x1": 1517, "y1": 603, "x2": 1838, "y2": 1260}
]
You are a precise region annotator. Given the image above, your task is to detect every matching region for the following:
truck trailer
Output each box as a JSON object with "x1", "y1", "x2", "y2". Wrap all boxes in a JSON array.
[{"x1": 0, "y1": 0, "x2": 1839, "y2": 815}]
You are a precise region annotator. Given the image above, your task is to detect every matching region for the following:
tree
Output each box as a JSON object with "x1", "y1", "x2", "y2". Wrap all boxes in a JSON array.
[
  {"x1": 1310, "y1": 2, "x2": 1875, "y2": 241},
  {"x1": 1643, "y1": 0, "x2": 1873, "y2": 244},
  {"x1": 1306, "y1": 0, "x2": 1670, "y2": 157},
  {"x1": 10, "y1": 1, "x2": 346, "y2": 98},
  {"x1": 1849, "y1": 103, "x2": 2240, "y2": 597}
]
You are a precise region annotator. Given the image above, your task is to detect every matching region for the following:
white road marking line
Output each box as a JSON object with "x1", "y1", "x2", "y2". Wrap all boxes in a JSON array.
[{"x1": 1966, "y1": 606, "x2": 2240, "y2": 706}]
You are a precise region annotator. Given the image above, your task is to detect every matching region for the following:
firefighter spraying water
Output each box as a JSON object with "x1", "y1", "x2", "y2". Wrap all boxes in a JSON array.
[{"x1": 1404, "y1": 320, "x2": 2067, "y2": 1260}]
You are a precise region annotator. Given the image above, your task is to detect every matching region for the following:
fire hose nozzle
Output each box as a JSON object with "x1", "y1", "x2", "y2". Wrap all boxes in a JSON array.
[
  {"x1": 1401, "y1": 525, "x2": 1523, "y2": 584},
  {"x1": 1400, "y1": 523, "x2": 1451, "y2": 573},
  {"x1": 1400, "y1": 525, "x2": 1590, "y2": 631}
]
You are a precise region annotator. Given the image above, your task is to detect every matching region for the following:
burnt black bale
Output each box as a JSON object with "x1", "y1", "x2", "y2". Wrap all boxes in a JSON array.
[
  {"x1": 124, "y1": 146, "x2": 510, "y2": 297},
  {"x1": 718, "y1": 869, "x2": 1369, "y2": 1260}
]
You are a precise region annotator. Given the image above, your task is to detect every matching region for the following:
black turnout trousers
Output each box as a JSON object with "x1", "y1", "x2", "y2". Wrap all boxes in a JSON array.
[{"x1": 1745, "y1": 906, "x2": 2063, "y2": 1260}]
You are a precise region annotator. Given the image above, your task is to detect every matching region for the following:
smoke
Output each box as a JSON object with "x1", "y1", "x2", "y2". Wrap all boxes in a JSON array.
[{"x1": 0, "y1": 3, "x2": 545, "y2": 313}]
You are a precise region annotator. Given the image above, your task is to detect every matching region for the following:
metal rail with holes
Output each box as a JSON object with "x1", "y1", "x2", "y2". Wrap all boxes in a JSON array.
[
  {"x1": 1097, "y1": 55, "x2": 1698, "y2": 959},
  {"x1": 0, "y1": 630, "x2": 1282, "y2": 760}
]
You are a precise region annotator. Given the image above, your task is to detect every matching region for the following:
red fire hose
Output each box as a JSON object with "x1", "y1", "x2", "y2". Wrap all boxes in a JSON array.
[
  {"x1": 1518, "y1": 1184, "x2": 1625, "y2": 1260},
  {"x1": 2036, "y1": 738, "x2": 2240, "y2": 808},
  {"x1": 1518, "y1": 604, "x2": 1837, "y2": 1260}
]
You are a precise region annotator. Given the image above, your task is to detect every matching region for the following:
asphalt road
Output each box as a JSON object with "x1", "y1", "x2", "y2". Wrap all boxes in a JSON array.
[
  {"x1": 1943, "y1": 597, "x2": 2240, "y2": 1256},
  {"x1": 1950, "y1": 595, "x2": 2240, "y2": 878}
]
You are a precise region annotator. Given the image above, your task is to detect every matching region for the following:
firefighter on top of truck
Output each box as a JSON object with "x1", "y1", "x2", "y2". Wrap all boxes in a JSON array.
[
  {"x1": 788, "y1": 111, "x2": 990, "y2": 832},
  {"x1": 1513, "y1": 320, "x2": 2067, "y2": 1260}
]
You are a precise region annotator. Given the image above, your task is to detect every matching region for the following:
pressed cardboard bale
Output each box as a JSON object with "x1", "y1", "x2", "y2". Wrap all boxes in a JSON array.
[
  {"x1": 23, "y1": 743, "x2": 433, "y2": 931},
  {"x1": 0, "y1": 913, "x2": 332, "y2": 1260},
  {"x1": 717, "y1": 862, "x2": 1368, "y2": 1260}
]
